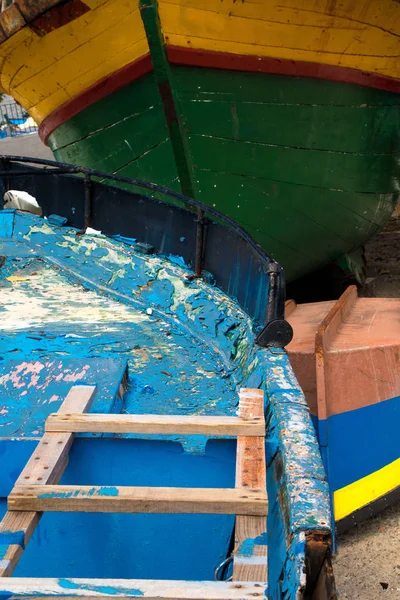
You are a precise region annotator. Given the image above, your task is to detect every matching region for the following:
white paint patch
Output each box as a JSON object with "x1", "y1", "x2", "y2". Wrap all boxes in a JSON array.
[{"x1": 0, "y1": 267, "x2": 151, "y2": 330}]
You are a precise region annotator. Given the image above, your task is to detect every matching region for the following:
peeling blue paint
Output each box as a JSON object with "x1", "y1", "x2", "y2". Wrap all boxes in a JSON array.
[
  {"x1": 0, "y1": 209, "x2": 14, "y2": 237},
  {"x1": 238, "y1": 531, "x2": 267, "y2": 557},
  {"x1": 58, "y1": 579, "x2": 144, "y2": 595},
  {"x1": 0, "y1": 530, "x2": 25, "y2": 549},
  {"x1": 97, "y1": 487, "x2": 119, "y2": 497},
  {"x1": 0, "y1": 212, "x2": 333, "y2": 594}
]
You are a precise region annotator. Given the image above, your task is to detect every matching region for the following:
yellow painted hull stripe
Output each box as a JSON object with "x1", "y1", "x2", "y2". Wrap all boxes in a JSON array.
[
  {"x1": 160, "y1": 0, "x2": 400, "y2": 79},
  {"x1": 334, "y1": 458, "x2": 400, "y2": 522},
  {"x1": 0, "y1": 0, "x2": 399, "y2": 124}
]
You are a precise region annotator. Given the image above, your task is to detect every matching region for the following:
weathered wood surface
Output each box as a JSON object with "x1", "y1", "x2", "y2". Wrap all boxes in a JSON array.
[
  {"x1": 0, "y1": 577, "x2": 267, "y2": 599},
  {"x1": 0, "y1": 385, "x2": 96, "y2": 577},
  {"x1": 9, "y1": 485, "x2": 268, "y2": 516},
  {"x1": 3, "y1": 0, "x2": 400, "y2": 124},
  {"x1": 45, "y1": 413, "x2": 265, "y2": 436},
  {"x1": 233, "y1": 388, "x2": 268, "y2": 581}
]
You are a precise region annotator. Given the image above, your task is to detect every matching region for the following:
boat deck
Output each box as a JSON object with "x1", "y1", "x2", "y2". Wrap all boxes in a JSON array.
[
  {"x1": 0, "y1": 209, "x2": 333, "y2": 597},
  {"x1": 0, "y1": 210, "x2": 267, "y2": 584}
]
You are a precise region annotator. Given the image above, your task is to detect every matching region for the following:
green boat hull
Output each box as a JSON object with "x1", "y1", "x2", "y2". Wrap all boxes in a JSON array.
[{"x1": 49, "y1": 67, "x2": 399, "y2": 282}]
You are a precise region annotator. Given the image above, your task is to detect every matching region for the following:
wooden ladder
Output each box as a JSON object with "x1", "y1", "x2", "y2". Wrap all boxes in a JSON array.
[{"x1": 0, "y1": 385, "x2": 268, "y2": 599}]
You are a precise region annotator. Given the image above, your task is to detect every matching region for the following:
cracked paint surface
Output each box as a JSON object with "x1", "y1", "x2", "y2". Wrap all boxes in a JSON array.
[{"x1": 0, "y1": 211, "x2": 333, "y2": 592}]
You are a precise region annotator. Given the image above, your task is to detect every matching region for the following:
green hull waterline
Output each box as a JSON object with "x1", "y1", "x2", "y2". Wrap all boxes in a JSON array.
[{"x1": 49, "y1": 67, "x2": 399, "y2": 282}]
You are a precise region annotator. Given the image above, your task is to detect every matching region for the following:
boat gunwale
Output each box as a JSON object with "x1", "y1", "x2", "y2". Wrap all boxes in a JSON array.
[{"x1": 0, "y1": 154, "x2": 293, "y2": 349}]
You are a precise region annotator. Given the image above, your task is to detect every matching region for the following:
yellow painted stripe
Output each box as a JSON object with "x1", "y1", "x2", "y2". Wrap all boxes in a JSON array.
[
  {"x1": 0, "y1": 0, "x2": 147, "y2": 123},
  {"x1": 0, "y1": 0, "x2": 399, "y2": 124},
  {"x1": 160, "y1": 0, "x2": 400, "y2": 79},
  {"x1": 334, "y1": 458, "x2": 400, "y2": 521}
]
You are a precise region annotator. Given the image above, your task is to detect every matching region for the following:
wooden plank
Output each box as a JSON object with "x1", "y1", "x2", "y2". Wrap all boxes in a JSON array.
[
  {"x1": 233, "y1": 388, "x2": 268, "y2": 582},
  {"x1": 0, "y1": 385, "x2": 97, "y2": 578},
  {"x1": 45, "y1": 413, "x2": 265, "y2": 437},
  {"x1": 235, "y1": 389, "x2": 266, "y2": 489},
  {"x1": 0, "y1": 577, "x2": 267, "y2": 599},
  {"x1": 56, "y1": 385, "x2": 98, "y2": 415},
  {"x1": 8, "y1": 485, "x2": 268, "y2": 516},
  {"x1": 180, "y1": 99, "x2": 400, "y2": 154},
  {"x1": 14, "y1": 385, "x2": 97, "y2": 488},
  {"x1": 0, "y1": 511, "x2": 38, "y2": 577},
  {"x1": 189, "y1": 134, "x2": 396, "y2": 194}
]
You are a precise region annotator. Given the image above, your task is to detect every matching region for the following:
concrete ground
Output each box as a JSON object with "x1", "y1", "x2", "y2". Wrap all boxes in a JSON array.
[
  {"x1": 333, "y1": 205, "x2": 400, "y2": 599},
  {"x1": 334, "y1": 502, "x2": 400, "y2": 598},
  {"x1": 0, "y1": 132, "x2": 53, "y2": 160}
]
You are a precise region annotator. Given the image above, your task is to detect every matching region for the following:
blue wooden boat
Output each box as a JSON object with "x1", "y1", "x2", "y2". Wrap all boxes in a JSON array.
[{"x1": 0, "y1": 156, "x2": 335, "y2": 599}]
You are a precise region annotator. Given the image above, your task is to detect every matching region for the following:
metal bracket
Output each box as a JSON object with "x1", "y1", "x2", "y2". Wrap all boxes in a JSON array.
[{"x1": 255, "y1": 319, "x2": 293, "y2": 348}]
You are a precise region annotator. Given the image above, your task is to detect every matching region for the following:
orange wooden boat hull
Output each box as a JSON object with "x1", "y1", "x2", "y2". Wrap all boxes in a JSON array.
[{"x1": 286, "y1": 286, "x2": 400, "y2": 530}]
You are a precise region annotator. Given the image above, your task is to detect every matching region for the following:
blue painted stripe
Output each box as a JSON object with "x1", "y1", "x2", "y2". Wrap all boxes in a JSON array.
[{"x1": 314, "y1": 394, "x2": 400, "y2": 491}]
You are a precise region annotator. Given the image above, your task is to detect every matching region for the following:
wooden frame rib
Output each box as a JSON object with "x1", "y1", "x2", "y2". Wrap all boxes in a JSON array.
[
  {"x1": 45, "y1": 413, "x2": 265, "y2": 436},
  {"x1": 233, "y1": 388, "x2": 268, "y2": 581},
  {"x1": 0, "y1": 385, "x2": 97, "y2": 577}
]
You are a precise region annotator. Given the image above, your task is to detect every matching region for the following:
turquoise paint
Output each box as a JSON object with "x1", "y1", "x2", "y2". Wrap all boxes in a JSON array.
[
  {"x1": 0, "y1": 358, "x2": 128, "y2": 439},
  {"x1": 38, "y1": 491, "x2": 81, "y2": 499},
  {"x1": 264, "y1": 352, "x2": 331, "y2": 596},
  {"x1": 97, "y1": 487, "x2": 119, "y2": 497},
  {"x1": 238, "y1": 532, "x2": 267, "y2": 556},
  {"x1": 58, "y1": 578, "x2": 144, "y2": 595},
  {"x1": 0, "y1": 531, "x2": 25, "y2": 548},
  {"x1": 0, "y1": 209, "x2": 14, "y2": 237},
  {"x1": 0, "y1": 211, "x2": 333, "y2": 593}
]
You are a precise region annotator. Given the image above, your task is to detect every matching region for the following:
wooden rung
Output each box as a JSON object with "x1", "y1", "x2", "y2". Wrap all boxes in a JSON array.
[
  {"x1": 233, "y1": 388, "x2": 268, "y2": 582},
  {"x1": 0, "y1": 385, "x2": 97, "y2": 578},
  {"x1": 0, "y1": 577, "x2": 267, "y2": 598},
  {"x1": 45, "y1": 413, "x2": 265, "y2": 437},
  {"x1": 8, "y1": 485, "x2": 268, "y2": 516}
]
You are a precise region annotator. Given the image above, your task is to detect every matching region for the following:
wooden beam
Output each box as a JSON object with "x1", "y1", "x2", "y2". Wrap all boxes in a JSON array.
[
  {"x1": 8, "y1": 485, "x2": 268, "y2": 516},
  {"x1": 0, "y1": 577, "x2": 267, "y2": 599},
  {"x1": 45, "y1": 413, "x2": 265, "y2": 437},
  {"x1": 14, "y1": 385, "x2": 97, "y2": 489},
  {"x1": 139, "y1": 0, "x2": 197, "y2": 200},
  {"x1": 233, "y1": 388, "x2": 268, "y2": 581},
  {"x1": 0, "y1": 385, "x2": 97, "y2": 577}
]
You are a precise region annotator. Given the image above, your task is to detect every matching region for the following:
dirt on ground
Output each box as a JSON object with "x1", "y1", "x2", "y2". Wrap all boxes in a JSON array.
[
  {"x1": 334, "y1": 502, "x2": 400, "y2": 599},
  {"x1": 333, "y1": 205, "x2": 400, "y2": 599},
  {"x1": 361, "y1": 203, "x2": 400, "y2": 298}
]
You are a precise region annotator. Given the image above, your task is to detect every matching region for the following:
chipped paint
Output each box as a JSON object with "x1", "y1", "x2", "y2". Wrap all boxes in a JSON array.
[
  {"x1": 237, "y1": 532, "x2": 268, "y2": 557},
  {"x1": 58, "y1": 578, "x2": 144, "y2": 595},
  {"x1": 0, "y1": 211, "x2": 333, "y2": 594}
]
